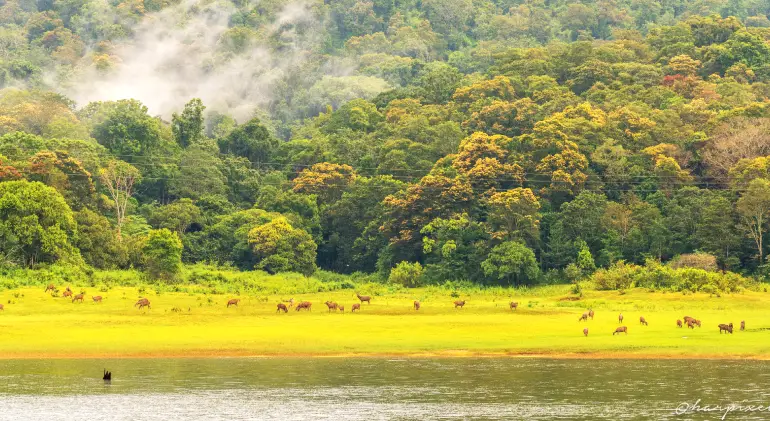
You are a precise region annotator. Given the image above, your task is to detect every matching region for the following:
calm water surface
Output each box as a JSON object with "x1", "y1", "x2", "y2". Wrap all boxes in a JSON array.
[{"x1": 0, "y1": 358, "x2": 767, "y2": 420}]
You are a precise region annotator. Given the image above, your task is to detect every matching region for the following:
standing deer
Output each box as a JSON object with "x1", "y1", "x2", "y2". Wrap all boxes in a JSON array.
[
  {"x1": 356, "y1": 293, "x2": 371, "y2": 304},
  {"x1": 338, "y1": 305, "x2": 344, "y2": 313},
  {"x1": 588, "y1": 309, "x2": 594, "y2": 320},
  {"x1": 62, "y1": 290, "x2": 73, "y2": 299},
  {"x1": 227, "y1": 299, "x2": 240, "y2": 308},
  {"x1": 414, "y1": 301, "x2": 420, "y2": 311},
  {"x1": 510, "y1": 302, "x2": 518, "y2": 311},
  {"x1": 618, "y1": 313, "x2": 624, "y2": 323},
  {"x1": 583, "y1": 328, "x2": 588, "y2": 337},
  {"x1": 351, "y1": 303, "x2": 361, "y2": 312},
  {"x1": 639, "y1": 316, "x2": 648, "y2": 326},
  {"x1": 718, "y1": 323, "x2": 733, "y2": 334},
  {"x1": 683, "y1": 316, "x2": 696, "y2": 324},
  {"x1": 741, "y1": 321, "x2": 745, "y2": 331},
  {"x1": 92, "y1": 296, "x2": 102, "y2": 303},
  {"x1": 0, "y1": 303, "x2": 4, "y2": 311},
  {"x1": 282, "y1": 298, "x2": 295, "y2": 308},
  {"x1": 677, "y1": 319, "x2": 683, "y2": 328},
  {"x1": 613, "y1": 326, "x2": 628, "y2": 335},
  {"x1": 276, "y1": 303, "x2": 288, "y2": 313},
  {"x1": 687, "y1": 320, "x2": 696, "y2": 329},
  {"x1": 579, "y1": 313, "x2": 589, "y2": 322},
  {"x1": 454, "y1": 300, "x2": 466, "y2": 309},
  {"x1": 325, "y1": 301, "x2": 338, "y2": 312},
  {"x1": 135, "y1": 298, "x2": 150, "y2": 310},
  {"x1": 295, "y1": 301, "x2": 312, "y2": 311},
  {"x1": 72, "y1": 293, "x2": 84, "y2": 303},
  {"x1": 45, "y1": 284, "x2": 55, "y2": 293}
]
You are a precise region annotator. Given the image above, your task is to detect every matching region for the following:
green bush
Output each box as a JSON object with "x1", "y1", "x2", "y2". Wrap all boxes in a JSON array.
[
  {"x1": 591, "y1": 259, "x2": 749, "y2": 293},
  {"x1": 388, "y1": 261, "x2": 424, "y2": 287}
]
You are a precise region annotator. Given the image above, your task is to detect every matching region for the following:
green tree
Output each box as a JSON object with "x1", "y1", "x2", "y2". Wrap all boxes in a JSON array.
[
  {"x1": 482, "y1": 241, "x2": 540, "y2": 286},
  {"x1": 388, "y1": 261, "x2": 424, "y2": 287},
  {"x1": 89, "y1": 99, "x2": 164, "y2": 157},
  {"x1": 99, "y1": 160, "x2": 141, "y2": 240},
  {"x1": 172, "y1": 98, "x2": 205, "y2": 148},
  {"x1": 141, "y1": 228, "x2": 183, "y2": 281},
  {"x1": 147, "y1": 199, "x2": 202, "y2": 236},
  {"x1": 75, "y1": 208, "x2": 127, "y2": 268},
  {"x1": 0, "y1": 180, "x2": 79, "y2": 266},
  {"x1": 217, "y1": 117, "x2": 277, "y2": 164},
  {"x1": 736, "y1": 178, "x2": 770, "y2": 264},
  {"x1": 248, "y1": 217, "x2": 317, "y2": 276}
]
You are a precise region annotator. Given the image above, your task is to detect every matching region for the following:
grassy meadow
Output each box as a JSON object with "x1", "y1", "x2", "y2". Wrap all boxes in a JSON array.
[{"x1": 0, "y1": 279, "x2": 768, "y2": 359}]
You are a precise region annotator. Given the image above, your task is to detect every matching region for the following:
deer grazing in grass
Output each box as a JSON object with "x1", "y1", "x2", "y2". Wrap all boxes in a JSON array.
[
  {"x1": 227, "y1": 299, "x2": 240, "y2": 308},
  {"x1": 351, "y1": 303, "x2": 360, "y2": 312},
  {"x1": 639, "y1": 316, "x2": 648, "y2": 326},
  {"x1": 719, "y1": 323, "x2": 733, "y2": 334},
  {"x1": 356, "y1": 293, "x2": 371, "y2": 304},
  {"x1": 338, "y1": 305, "x2": 344, "y2": 313},
  {"x1": 282, "y1": 298, "x2": 295, "y2": 308},
  {"x1": 276, "y1": 303, "x2": 288, "y2": 313},
  {"x1": 295, "y1": 301, "x2": 312, "y2": 311},
  {"x1": 613, "y1": 326, "x2": 628, "y2": 335},
  {"x1": 92, "y1": 296, "x2": 102, "y2": 303},
  {"x1": 0, "y1": 303, "x2": 4, "y2": 311},
  {"x1": 579, "y1": 312, "x2": 589, "y2": 322},
  {"x1": 683, "y1": 316, "x2": 696, "y2": 325},
  {"x1": 45, "y1": 284, "x2": 55, "y2": 293},
  {"x1": 72, "y1": 293, "x2": 84, "y2": 303},
  {"x1": 135, "y1": 298, "x2": 150, "y2": 310},
  {"x1": 741, "y1": 321, "x2": 745, "y2": 331},
  {"x1": 687, "y1": 320, "x2": 697, "y2": 329},
  {"x1": 414, "y1": 301, "x2": 420, "y2": 311},
  {"x1": 325, "y1": 301, "x2": 338, "y2": 312},
  {"x1": 62, "y1": 290, "x2": 73, "y2": 299},
  {"x1": 588, "y1": 309, "x2": 594, "y2": 320},
  {"x1": 677, "y1": 319, "x2": 683, "y2": 328},
  {"x1": 618, "y1": 313, "x2": 623, "y2": 323},
  {"x1": 454, "y1": 300, "x2": 466, "y2": 309},
  {"x1": 583, "y1": 328, "x2": 588, "y2": 337},
  {"x1": 510, "y1": 302, "x2": 518, "y2": 311}
]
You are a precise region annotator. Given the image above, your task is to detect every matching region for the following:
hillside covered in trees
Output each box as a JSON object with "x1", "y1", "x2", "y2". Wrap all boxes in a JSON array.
[{"x1": 3, "y1": 0, "x2": 770, "y2": 287}]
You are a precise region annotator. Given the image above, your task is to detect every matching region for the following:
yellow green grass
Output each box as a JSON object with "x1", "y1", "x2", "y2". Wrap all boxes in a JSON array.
[{"x1": 0, "y1": 285, "x2": 768, "y2": 359}]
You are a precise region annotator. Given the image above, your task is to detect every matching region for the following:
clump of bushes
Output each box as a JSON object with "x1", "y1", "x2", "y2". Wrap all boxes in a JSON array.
[{"x1": 592, "y1": 258, "x2": 750, "y2": 293}]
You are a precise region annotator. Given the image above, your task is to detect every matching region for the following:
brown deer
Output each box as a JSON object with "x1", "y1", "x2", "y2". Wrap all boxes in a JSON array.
[
  {"x1": 62, "y1": 290, "x2": 73, "y2": 299},
  {"x1": 92, "y1": 296, "x2": 102, "y2": 303},
  {"x1": 718, "y1": 323, "x2": 733, "y2": 334},
  {"x1": 639, "y1": 316, "x2": 648, "y2": 326},
  {"x1": 687, "y1": 320, "x2": 696, "y2": 329},
  {"x1": 356, "y1": 293, "x2": 371, "y2": 304},
  {"x1": 351, "y1": 303, "x2": 360, "y2": 312},
  {"x1": 454, "y1": 300, "x2": 466, "y2": 309},
  {"x1": 135, "y1": 298, "x2": 150, "y2": 310},
  {"x1": 338, "y1": 305, "x2": 344, "y2": 313},
  {"x1": 613, "y1": 326, "x2": 628, "y2": 335},
  {"x1": 579, "y1": 313, "x2": 588, "y2": 322},
  {"x1": 227, "y1": 299, "x2": 240, "y2": 308},
  {"x1": 325, "y1": 301, "x2": 338, "y2": 312},
  {"x1": 510, "y1": 301, "x2": 518, "y2": 311},
  {"x1": 295, "y1": 301, "x2": 312, "y2": 311},
  {"x1": 282, "y1": 298, "x2": 295, "y2": 308},
  {"x1": 276, "y1": 303, "x2": 288, "y2": 313},
  {"x1": 45, "y1": 284, "x2": 55, "y2": 293},
  {"x1": 683, "y1": 316, "x2": 696, "y2": 324},
  {"x1": 583, "y1": 327, "x2": 588, "y2": 336},
  {"x1": 693, "y1": 319, "x2": 702, "y2": 328},
  {"x1": 618, "y1": 313, "x2": 623, "y2": 323},
  {"x1": 741, "y1": 321, "x2": 745, "y2": 331},
  {"x1": 677, "y1": 319, "x2": 683, "y2": 328},
  {"x1": 0, "y1": 303, "x2": 4, "y2": 311},
  {"x1": 72, "y1": 293, "x2": 84, "y2": 303},
  {"x1": 588, "y1": 309, "x2": 594, "y2": 319},
  {"x1": 414, "y1": 301, "x2": 420, "y2": 311}
]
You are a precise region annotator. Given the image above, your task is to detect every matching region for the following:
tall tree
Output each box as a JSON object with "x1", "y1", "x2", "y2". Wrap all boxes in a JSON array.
[
  {"x1": 736, "y1": 178, "x2": 770, "y2": 264},
  {"x1": 99, "y1": 160, "x2": 141, "y2": 240},
  {"x1": 171, "y1": 98, "x2": 206, "y2": 148}
]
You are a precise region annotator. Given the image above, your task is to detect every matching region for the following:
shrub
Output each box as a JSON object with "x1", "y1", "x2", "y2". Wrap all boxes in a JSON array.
[
  {"x1": 388, "y1": 261, "x2": 424, "y2": 287},
  {"x1": 669, "y1": 253, "x2": 718, "y2": 271}
]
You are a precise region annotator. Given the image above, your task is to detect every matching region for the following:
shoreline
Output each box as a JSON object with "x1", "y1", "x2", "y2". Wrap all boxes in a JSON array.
[{"x1": 0, "y1": 350, "x2": 767, "y2": 360}]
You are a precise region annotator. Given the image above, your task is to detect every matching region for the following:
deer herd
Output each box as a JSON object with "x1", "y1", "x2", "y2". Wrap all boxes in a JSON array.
[{"x1": 0, "y1": 284, "x2": 747, "y2": 337}]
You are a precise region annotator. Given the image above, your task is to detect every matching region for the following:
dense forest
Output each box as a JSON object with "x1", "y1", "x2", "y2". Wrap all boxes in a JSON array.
[{"x1": 2, "y1": 0, "x2": 770, "y2": 288}]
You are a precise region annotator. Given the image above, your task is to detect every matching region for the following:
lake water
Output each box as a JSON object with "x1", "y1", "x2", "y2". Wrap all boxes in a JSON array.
[{"x1": 0, "y1": 358, "x2": 767, "y2": 420}]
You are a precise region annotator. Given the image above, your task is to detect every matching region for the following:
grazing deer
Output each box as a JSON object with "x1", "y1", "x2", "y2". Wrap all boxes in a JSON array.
[
  {"x1": 72, "y1": 293, "x2": 84, "y2": 303},
  {"x1": 276, "y1": 303, "x2": 288, "y2": 313},
  {"x1": 282, "y1": 298, "x2": 295, "y2": 308},
  {"x1": 639, "y1": 316, "x2": 648, "y2": 326},
  {"x1": 45, "y1": 284, "x2": 55, "y2": 293},
  {"x1": 588, "y1": 309, "x2": 594, "y2": 320},
  {"x1": 351, "y1": 303, "x2": 360, "y2": 312},
  {"x1": 356, "y1": 293, "x2": 371, "y2": 304},
  {"x1": 135, "y1": 298, "x2": 150, "y2": 310},
  {"x1": 687, "y1": 320, "x2": 696, "y2": 329},
  {"x1": 454, "y1": 300, "x2": 466, "y2": 309},
  {"x1": 414, "y1": 301, "x2": 420, "y2": 311},
  {"x1": 618, "y1": 313, "x2": 623, "y2": 323},
  {"x1": 510, "y1": 301, "x2": 518, "y2": 311},
  {"x1": 0, "y1": 303, "x2": 4, "y2": 311},
  {"x1": 295, "y1": 301, "x2": 312, "y2": 311},
  {"x1": 62, "y1": 290, "x2": 73, "y2": 299},
  {"x1": 579, "y1": 313, "x2": 589, "y2": 322},
  {"x1": 741, "y1": 321, "x2": 745, "y2": 331},
  {"x1": 583, "y1": 328, "x2": 588, "y2": 337},
  {"x1": 718, "y1": 323, "x2": 733, "y2": 334},
  {"x1": 693, "y1": 319, "x2": 701, "y2": 328},
  {"x1": 338, "y1": 305, "x2": 344, "y2": 313},
  {"x1": 227, "y1": 299, "x2": 240, "y2": 308},
  {"x1": 683, "y1": 316, "x2": 696, "y2": 324},
  {"x1": 677, "y1": 319, "x2": 683, "y2": 328},
  {"x1": 92, "y1": 296, "x2": 102, "y2": 303},
  {"x1": 613, "y1": 326, "x2": 628, "y2": 335},
  {"x1": 325, "y1": 301, "x2": 338, "y2": 312}
]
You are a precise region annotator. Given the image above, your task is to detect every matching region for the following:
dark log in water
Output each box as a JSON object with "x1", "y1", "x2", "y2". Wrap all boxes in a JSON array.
[{"x1": 103, "y1": 369, "x2": 112, "y2": 381}]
